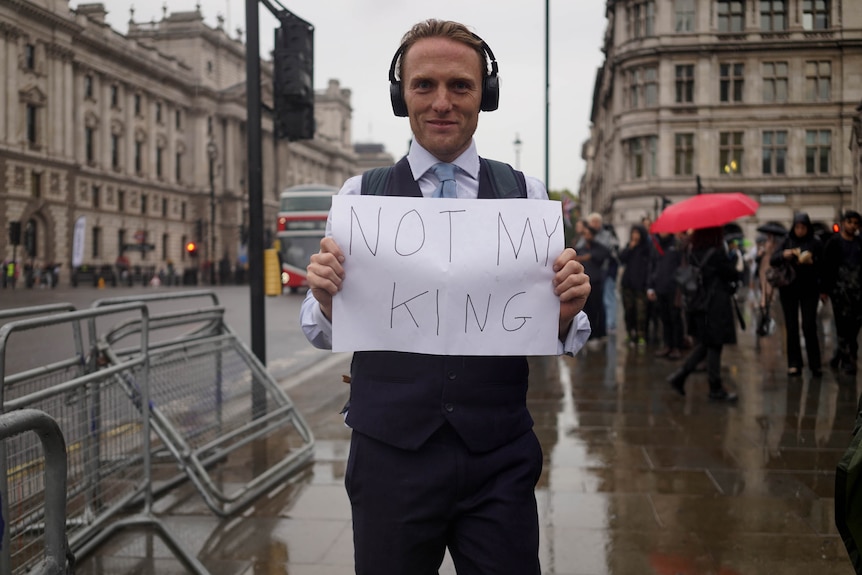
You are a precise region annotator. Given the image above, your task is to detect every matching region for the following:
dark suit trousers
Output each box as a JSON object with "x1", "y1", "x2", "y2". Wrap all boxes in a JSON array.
[
  {"x1": 345, "y1": 425, "x2": 543, "y2": 575},
  {"x1": 779, "y1": 288, "x2": 821, "y2": 370}
]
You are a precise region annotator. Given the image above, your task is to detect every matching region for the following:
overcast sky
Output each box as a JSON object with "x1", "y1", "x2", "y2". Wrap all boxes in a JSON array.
[{"x1": 73, "y1": 1, "x2": 608, "y2": 193}]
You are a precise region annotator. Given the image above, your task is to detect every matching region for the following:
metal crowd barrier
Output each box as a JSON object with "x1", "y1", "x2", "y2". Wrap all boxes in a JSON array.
[
  {"x1": 0, "y1": 409, "x2": 70, "y2": 575},
  {"x1": 91, "y1": 290, "x2": 315, "y2": 517},
  {"x1": 0, "y1": 304, "x2": 208, "y2": 575}
]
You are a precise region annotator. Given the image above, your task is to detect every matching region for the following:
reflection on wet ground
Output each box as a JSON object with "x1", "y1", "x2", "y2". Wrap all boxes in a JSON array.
[{"x1": 76, "y1": 296, "x2": 857, "y2": 574}]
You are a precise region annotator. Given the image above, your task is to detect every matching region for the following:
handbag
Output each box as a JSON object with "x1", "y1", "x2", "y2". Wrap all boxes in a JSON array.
[{"x1": 765, "y1": 261, "x2": 795, "y2": 288}]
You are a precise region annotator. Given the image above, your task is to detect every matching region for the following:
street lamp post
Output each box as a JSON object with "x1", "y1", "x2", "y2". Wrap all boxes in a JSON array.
[
  {"x1": 207, "y1": 139, "x2": 217, "y2": 286},
  {"x1": 513, "y1": 133, "x2": 522, "y2": 170}
]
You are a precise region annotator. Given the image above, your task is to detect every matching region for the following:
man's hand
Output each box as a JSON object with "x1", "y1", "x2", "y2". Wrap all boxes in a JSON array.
[
  {"x1": 307, "y1": 237, "x2": 345, "y2": 321},
  {"x1": 553, "y1": 247, "x2": 591, "y2": 339}
]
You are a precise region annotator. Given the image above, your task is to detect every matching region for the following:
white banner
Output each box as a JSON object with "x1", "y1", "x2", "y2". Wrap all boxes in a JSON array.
[
  {"x1": 331, "y1": 196, "x2": 564, "y2": 356},
  {"x1": 72, "y1": 216, "x2": 86, "y2": 268}
]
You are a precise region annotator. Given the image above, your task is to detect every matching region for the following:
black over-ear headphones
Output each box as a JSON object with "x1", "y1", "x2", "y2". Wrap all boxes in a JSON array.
[{"x1": 388, "y1": 33, "x2": 500, "y2": 117}]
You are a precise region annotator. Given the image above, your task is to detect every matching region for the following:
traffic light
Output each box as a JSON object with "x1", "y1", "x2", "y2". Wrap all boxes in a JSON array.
[
  {"x1": 185, "y1": 241, "x2": 199, "y2": 257},
  {"x1": 8, "y1": 221, "x2": 21, "y2": 246},
  {"x1": 273, "y1": 11, "x2": 315, "y2": 141}
]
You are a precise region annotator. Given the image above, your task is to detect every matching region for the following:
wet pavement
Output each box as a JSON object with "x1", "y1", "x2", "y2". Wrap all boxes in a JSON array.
[{"x1": 71, "y1": 295, "x2": 858, "y2": 574}]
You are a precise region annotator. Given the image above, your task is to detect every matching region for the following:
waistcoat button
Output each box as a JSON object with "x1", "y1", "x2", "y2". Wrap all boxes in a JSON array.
[
  {"x1": 447, "y1": 371, "x2": 457, "y2": 380},
  {"x1": 444, "y1": 403, "x2": 454, "y2": 413}
]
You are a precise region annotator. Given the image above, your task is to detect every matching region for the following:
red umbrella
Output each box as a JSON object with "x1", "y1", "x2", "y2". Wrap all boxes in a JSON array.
[{"x1": 650, "y1": 192, "x2": 759, "y2": 234}]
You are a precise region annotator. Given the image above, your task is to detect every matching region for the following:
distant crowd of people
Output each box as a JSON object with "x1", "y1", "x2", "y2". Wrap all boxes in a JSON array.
[{"x1": 572, "y1": 209, "x2": 862, "y2": 401}]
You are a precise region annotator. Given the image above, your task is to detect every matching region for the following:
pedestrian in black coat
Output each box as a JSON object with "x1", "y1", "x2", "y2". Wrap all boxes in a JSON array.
[
  {"x1": 648, "y1": 233, "x2": 685, "y2": 359},
  {"x1": 667, "y1": 226, "x2": 739, "y2": 402},
  {"x1": 619, "y1": 224, "x2": 652, "y2": 345},
  {"x1": 821, "y1": 210, "x2": 862, "y2": 374},
  {"x1": 574, "y1": 222, "x2": 611, "y2": 340},
  {"x1": 770, "y1": 212, "x2": 823, "y2": 376}
]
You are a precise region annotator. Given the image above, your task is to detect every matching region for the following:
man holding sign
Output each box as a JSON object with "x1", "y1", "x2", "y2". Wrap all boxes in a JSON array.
[{"x1": 300, "y1": 19, "x2": 590, "y2": 574}]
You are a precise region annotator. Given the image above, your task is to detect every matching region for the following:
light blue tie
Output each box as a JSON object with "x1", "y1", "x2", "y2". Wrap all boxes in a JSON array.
[{"x1": 431, "y1": 163, "x2": 457, "y2": 198}]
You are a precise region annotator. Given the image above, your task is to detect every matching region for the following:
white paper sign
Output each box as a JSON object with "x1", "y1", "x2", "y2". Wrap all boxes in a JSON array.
[{"x1": 331, "y1": 195, "x2": 564, "y2": 356}]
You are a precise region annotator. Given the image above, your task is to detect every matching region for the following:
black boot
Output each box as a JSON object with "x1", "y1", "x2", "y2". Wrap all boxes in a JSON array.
[
  {"x1": 708, "y1": 379, "x2": 738, "y2": 402},
  {"x1": 667, "y1": 370, "x2": 687, "y2": 396}
]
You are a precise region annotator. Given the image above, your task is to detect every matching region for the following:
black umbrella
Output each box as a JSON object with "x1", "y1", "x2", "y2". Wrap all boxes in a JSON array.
[{"x1": 756, "y1": 221, "x2": 788, "y2": 236}]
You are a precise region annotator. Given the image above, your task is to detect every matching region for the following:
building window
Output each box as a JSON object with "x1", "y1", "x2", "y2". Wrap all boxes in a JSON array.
[
  {"x1": 134, "y1": 94, "x2": 142, "y2": 117},
  {"x1": 134, "y1": 141, "x2": 143, "y2": 174},
  {"x1": 181, "y1": 234, "x2": 188, "y2": 261},
  {"x1": 762, "y1": 130, "x2": 787, "y2": 175},
  {"x1": 675, "y1": 0, "x2": 695, "y2": 32},
  {"x1": 24, "y1": 43, "x2": 35, "y2": 70},
  {"x1": 110, "y1": 85, "x2": 119, "y2": 109},
  {"x1": 118, "y1": 189, "x2": 125, "y2": 212},
  {"x1": 675, "y1": 65, "x2": 694, "y2": 103},
  {"x1": 805, "y1": 61, "x2": 831, "y2": 102},
  {"x1": 26, "y1": 104, "x2": 38, "y2": 145},
  {"x1": 84, "y1": 74, "x2": 94, "y2": 99},
  {"x1": 805, "y1": 129, "x2": 831, "y2": 174},
  {"x1": 674, "y1": 133, "x2": 694, "y2": 175},
  {"x1": 627, "y1": 68, "x2": 641, "y2": 108},
  {"x1": 803, "y1": 0, "x2": 830, "y2": 30},
  {"x1": 155, "y1": 102, "x2": 162, "y2": 124},
  {"x1": 719, "y1": 131, "x2": 744, "y2": 175},
  {"x1": 92, "y1": 226, "x2": 102, "y2": 259},
  {"x1": 111, "y1": 135, "x2": 120, "y2": 169},
  {"x1": 162, "y1": 198, "x2": 168, "y2": 218},
  {"x1": 156, "y1": 147, "x2": 163, "y2": 178},
  {"x1": 207, "y1": 116, "x2": 213, "y2": 135},
  {"x1": 92, "y1": 185, "x2": 100, "y2": 208},
  {"x1": 644, "y1": 67, "x2": 658, "y2": 106},
  {"x1": 629, "y1": 1, "x2": 656, "y2": 39},
  {"x1": 762, "y1": 61, "x2": 788, "y2": 103},
  {"x1": 162, "y1": 233, "x2": 169, "y2": 261},
  {"x1": 626, "y1": 136, "x2": 659, "y2": 179},
  {"x1": 181, "y1": 201, "x2": 187, "y2": 221},
  {"x1": 118, "y1": 229, "x2": 126, "y2": 253},
  {"x1": 85, "y1": 127, "x2": 95, "y2": 163},
  {"x1": 175, "y1": 152, "x2": 183, "y2": 182},
  {"x1": 175, "y1": 109, "x2": 182, "y2": 130},
  {"x1": 720, "y1": 63, "x2": 744, "y2": 103},
  {"x1": 629, "y1": 138, "x2": 644, "y2": 179},
  {"x1": 141, "y1": 193, "x2": 148, "y2": 215},
  {"x1": 760, "y1": 0, "x2": 787, "y2": 31},
  {"x1": 647, "y1": 136, "x2": 658, "y2": 176},
  {"x1": 627, "y1": 65, "x2": 659, "y2": 108},
  {"x1": 31, "y1": 171, "x2": 41, "y2": 198},
  {"x1": 718, "y1": 0, "x2": 745, "y2": 33}
]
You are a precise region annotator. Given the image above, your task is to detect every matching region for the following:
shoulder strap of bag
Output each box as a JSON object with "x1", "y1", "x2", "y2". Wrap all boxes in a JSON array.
[
  {"x1": 361, "y1": 157, "x2": 527, "y2": 198},
  {"x1": 480, "y1": 158, "x2": 527, "y2": 198}
]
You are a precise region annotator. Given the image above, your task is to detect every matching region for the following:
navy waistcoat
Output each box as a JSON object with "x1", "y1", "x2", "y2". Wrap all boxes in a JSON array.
[{"x1": 346, "y1": 157, "x2": 532, "y2": 453}]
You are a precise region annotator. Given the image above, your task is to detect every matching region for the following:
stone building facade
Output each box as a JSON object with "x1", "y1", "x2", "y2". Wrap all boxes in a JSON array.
[
  {"x1": 0, "y1": 0, "x2": 392, "y2": 283},
  {"x1": 581, "y1": 0, "x2": 862, "y2": 238}
]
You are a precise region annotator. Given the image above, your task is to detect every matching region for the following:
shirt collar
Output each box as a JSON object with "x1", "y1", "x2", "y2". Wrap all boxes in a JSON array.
[{"x1": 407, "y1": 139, "x2": 480, "y2": 182}]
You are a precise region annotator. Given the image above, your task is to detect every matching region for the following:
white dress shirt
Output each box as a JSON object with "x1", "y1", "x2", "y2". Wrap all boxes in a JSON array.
[{"x1": 299, "y1": 139, "x2": 591, "y2": 355}]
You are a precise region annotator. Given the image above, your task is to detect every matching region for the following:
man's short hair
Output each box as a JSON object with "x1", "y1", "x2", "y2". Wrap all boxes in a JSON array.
[
  {"x1": 842, "y1": 210, "x2": 862, "y2": 223},
  {"x1": 396, "y1": 20, "x2": 487, "y2": 82},
  {"x1": 587, "y1": 212, "x2": 603, "y2": 226}
]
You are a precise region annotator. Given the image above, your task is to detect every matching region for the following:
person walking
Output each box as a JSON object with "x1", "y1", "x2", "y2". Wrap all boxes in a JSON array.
[
  {"x1": 648, "y1": 232, "x2": 684, "y2": 359},
  {"x1": 667, "y1": 226, "x2": 739, "y2": 401},
  {"x1": 585, "y1": 212, "x2": 619, "y2": 334},
  {"x1": 300, "y1": 19, "x2": 592, "y2": 574},
  {"x1": 821, "y1": 210, "x2": 862, "y2": 375},
  {"x1": 770, "y1": 212, "x2": 823, "y2": 377},
  {"x1": 619, "y1": 224, "x2": 652, "y2": 346},
  {"x1": 574, "y1": 221, "x2": 611, "y2": 340}
]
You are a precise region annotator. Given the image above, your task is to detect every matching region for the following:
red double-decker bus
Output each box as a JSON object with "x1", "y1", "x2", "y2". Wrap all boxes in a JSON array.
[{"x1": 276, "y1": 184, "x2": 338, "y2": 293}]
